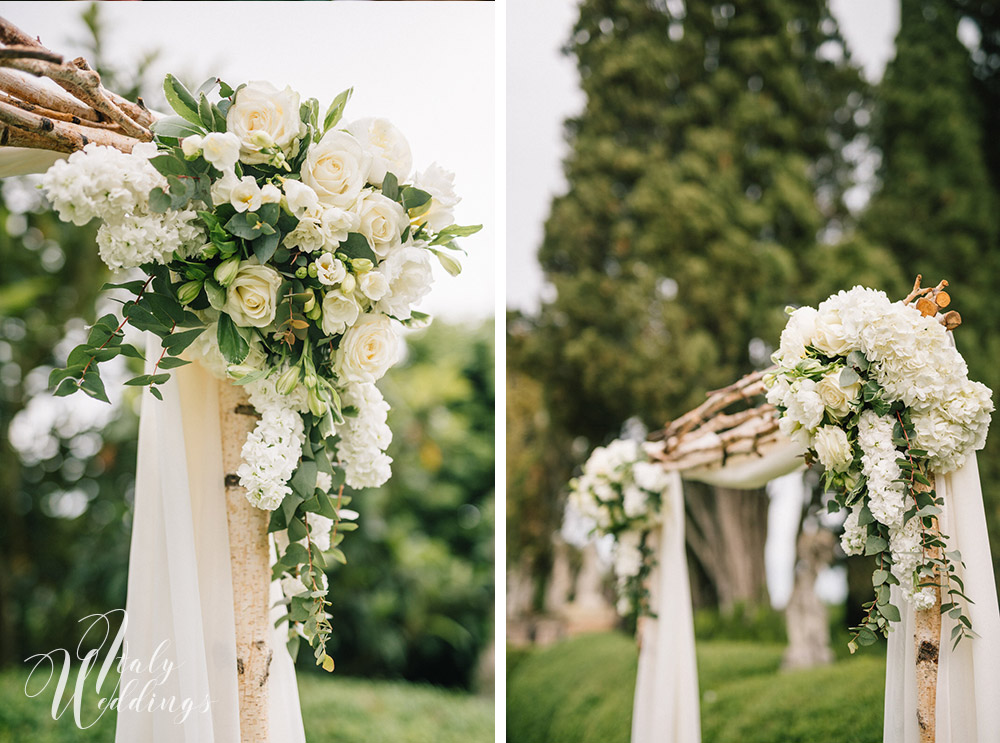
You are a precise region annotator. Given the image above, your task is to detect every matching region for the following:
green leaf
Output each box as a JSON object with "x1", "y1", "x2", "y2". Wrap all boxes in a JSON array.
[
  {"x1": 283, "y1": 543, "x2": 310, "y2": 567},
  {"x1": 53, "y1": 378, "x2": 79, "y2": 397},
  {"x1": 80, "y1": 370, "x2": 109, "y2": 403},
  {"x1": 225, "y1": 212, "x2": 268, "y2": 240},
  {"x1": 287, "y1": 516, "x2": 308, "y2": 542},
  {"x1": 839, "y1": 367, "x2": 860, "y2": 387},
  {"x1": 865, "y1": 535, "x2": 888, "y2": 556},
  {"x1": 337, "y1": 233, "x2": 377, "y2": 262},
  {"x1": 148, "y1": 188, "x2": 172, "y2": 214},
  {"x1": 217, "y1": 313, "x2": 249, "y2": 365},
  {"x1": 157, "y1": 356, "x2": 191, "y2": 369},
  {"x1": 872, "y1": 569, "x2": 888, "y2": 586},
  {"x1": 161, "y1": 327, "x2": 205, "y2": 354},
  {"x1": 290, "y1": 461, "x2": 318, "y2": 499},
  {"x1": 149, "y1": 154, "x2": 191, "y2": 178},
  {"x1": 881, "y1": 602, "x2": 901, "y2": 622},
  {"x1": 381, "y1": 172, "x2": 399, "y2": 201},
  {"x1": 163, "y1": 74, "x2": 203, "y2": 126},
  {"x1": 322, "y1": 87, "x2": 353, "y2": 132},
  {"x1": 847, "y1": 350, "x2": 870, "y2": 371},
  {"x1": 151, "y1": 115, "x2": 203, "y2": 140},
  {"x1": 856, "y1": 627, "x2": 878, "y2": 646},
  {"x1": 327, "y1": 547, "x2": 347, "y2": 565},
  {"x1": 401, "y1": 186, "x2": 432, "y2": 211},
  {"x1": 252, "y1": 231, "x2": 281, "y2": 264}
]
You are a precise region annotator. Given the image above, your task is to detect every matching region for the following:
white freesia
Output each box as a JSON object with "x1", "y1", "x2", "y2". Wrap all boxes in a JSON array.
[
  {"x1": 354, "y1": 191, "x2": 408, "y2": 257},
  {"x1": 302, "y1": 130, "x2": 371, "y2": 208},
  {"x1": 181, "y1": 134, "x2": 203, "y2": 159},
  {"x1": 260, "y1": 183, "x2": 282, "y2": 204},
  {"x1": 314, "y1": 254, "x2": 346, "y2": 287},
  {"x1": 230, "y1": 175, "x2": 263, "y2": 213},
  {"x1": 335, "y1": 313, "x2": 400, "y2": 383},
  {"x1": 201, "y1": 132, "x2": 241, "y2": 171},
  {"x1": 224, "y1": 261, "x2": 282, "y2": 328},
  {"x1": 227, "y1": 81, "x2": 305, "y2": 166},
  {"x1": 375, "y1": 247, "x2": 434, "y2": 320},
  {"x1": 211, "y1": 171, "x2": 240, "y2": 206},
  {"x1": 282, "y1": 179, "x2": 320, "y2": 218},
  {"x1": 320, "y1": 289, "x2": 360, "y2": 336},
  {"x1": 346, "y1": 117, "x2": 413, "y2": 186}
]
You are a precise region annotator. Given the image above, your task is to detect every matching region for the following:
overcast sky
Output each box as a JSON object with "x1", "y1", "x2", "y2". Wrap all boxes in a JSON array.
[
  {"x1": 507, "y1": 0, "x2": 900, "y2": 314},
  {"x1": 3, "y1": 1, "x2": 495, "y2": 323}
]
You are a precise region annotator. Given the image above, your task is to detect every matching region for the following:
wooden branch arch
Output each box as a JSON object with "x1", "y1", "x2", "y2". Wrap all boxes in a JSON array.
[
  {"x1": 648, "y1": 276, "x2": 957, "y2": 743},
  {"x1": 0, "y1": 17, "x2": 272, "y2": 740}
]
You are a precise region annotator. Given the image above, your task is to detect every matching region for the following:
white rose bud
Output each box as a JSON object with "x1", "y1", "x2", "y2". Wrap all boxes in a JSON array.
[
  {"x1": 201, "y1": 132, "x2": 241, "y2": 171},
  {"x1": 224, "y1": 261, "x2": 282, "y2": 328},
  {"x1": 181, "y1": 134, "x2": 204, "y2": 159},
  {"x1": 340, "y1": 273, "x2": 357, "y2": 295},
  {"x1": 302, "y1": 130, "x2": 372, "y2": 209},
  {"x1": 282, "y1": 179, "x2": 320, "y2": 218},
  {"x1": 335, "y1": 313, "x2": 400, "y2": 383},
  {"x1": 813, "y1": 425, "x2": 853, "y2": 472}
]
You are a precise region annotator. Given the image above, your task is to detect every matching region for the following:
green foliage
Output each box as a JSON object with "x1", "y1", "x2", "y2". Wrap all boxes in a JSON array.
[
  {"x1": 316, "y1": 321, "x2": 495, "y2": 688},
  {"x1": 507, "y1": 634, "x2": 885, "y2": 743},
  {"x1": 0, "y1": 668, "x2": 491, "y2": 743}
]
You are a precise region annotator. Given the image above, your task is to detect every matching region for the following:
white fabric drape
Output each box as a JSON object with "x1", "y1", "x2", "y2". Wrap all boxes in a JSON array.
[
  {"x1": 635, "y1": 444, "x2": 999, "y2": 743},
  {"x1": 884, "y1": 454, "x2": 1000, "y2": 743},
  {"x1": 116, "y1": 337, "x2": 305, "y2": 742},
  {"x1": 631, "y1": 472, "x2": 701, "y2": 743}
]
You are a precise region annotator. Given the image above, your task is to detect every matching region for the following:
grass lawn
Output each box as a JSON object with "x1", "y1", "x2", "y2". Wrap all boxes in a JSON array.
[
  {"x1": 507, "y1": 633, "x2": 886, "y2": 743},
  {"x1": 0, "y1": 668, "x2": 492, "y2": 743}
]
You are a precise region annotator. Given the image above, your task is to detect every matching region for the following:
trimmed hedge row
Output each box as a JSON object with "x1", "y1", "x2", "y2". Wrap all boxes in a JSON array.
[{"x1": 507, "y1": 633, "x2": 886, "y2": 743}]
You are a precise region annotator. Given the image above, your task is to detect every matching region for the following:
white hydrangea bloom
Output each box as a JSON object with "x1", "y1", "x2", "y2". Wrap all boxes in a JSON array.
[
  {"x1": 840, "y1": 508, "x2": 867, "y2": 556},
  {"x1": 335, "y1": 382, "x2": 393, "y2": 489},
  {"x1": 857, "y1": 411, "x2": 906, "y2": 528}
]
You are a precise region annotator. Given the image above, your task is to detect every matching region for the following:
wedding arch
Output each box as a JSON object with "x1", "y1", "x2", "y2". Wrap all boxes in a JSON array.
[
  {"x1": 569, "y1": 277, "x2": 1000, "y2": 743},
  {"x1": 0, "y1": 17, "x2": 480, "y2": 742}
]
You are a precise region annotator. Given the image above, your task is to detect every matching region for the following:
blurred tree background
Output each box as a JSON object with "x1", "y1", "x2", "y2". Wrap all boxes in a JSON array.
[
  {"x1": 508, "y1": 0, "x2": 1000, "y2": 632},
  {"x1": 0, "y1": 4, "x2": 494, "y2": 692}
]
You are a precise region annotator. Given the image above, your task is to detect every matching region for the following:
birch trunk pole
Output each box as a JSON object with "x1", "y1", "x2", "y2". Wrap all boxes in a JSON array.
[
  {"x1": 914, "y1": 476, "x2": 941, "y2": 743},
  {"x1": 219, "y1": 380, "x2": 272, "y2": 742}
]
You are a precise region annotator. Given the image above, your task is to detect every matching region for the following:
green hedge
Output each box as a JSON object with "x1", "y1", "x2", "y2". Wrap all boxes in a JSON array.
[{"x1": 507, "y1": 633, "x2": 886, "y2": 743}]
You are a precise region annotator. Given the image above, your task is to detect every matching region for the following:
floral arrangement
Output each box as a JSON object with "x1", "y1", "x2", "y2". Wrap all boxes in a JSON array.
[
  {"x1": 568, "y1": 438, "x2": 674, "y2": 618},
  {"x1": 39, "y1": 75, "x2": 480, "y2": 669},
  {"x1": 764, "y1": 285, "x2": 992, "y2": 651}
]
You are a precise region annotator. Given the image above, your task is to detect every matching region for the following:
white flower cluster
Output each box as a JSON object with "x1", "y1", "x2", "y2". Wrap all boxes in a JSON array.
[
  {"x1": 840, "y1": 507, "x2": 866, "y2": 556},
  {"x1": 856, "y1": 411, "x2": 906, "y2": 528},
  {"x1": 769, "y1": 286, "x2": 993, "y2": 473},
  {"x1": 569, "y1": 437, "x2": 673, "y2": 615},
  {"x1": 40, "y1": 143, "x2": 204, "y2": 270},
  {"x1": 335, "y1": 382, "x2": 393, "y2": 490},
  {"x1": 887, "y1": 516, "x2": 938, "y2": 610},
  {"x1": 236, "y1": 375, "x2": 307, "y2": 510}
]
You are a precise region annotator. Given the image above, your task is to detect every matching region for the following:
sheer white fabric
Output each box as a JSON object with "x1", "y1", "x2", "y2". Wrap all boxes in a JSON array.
[
  {"x1": 631, "y1": 472, "x2": 701, "y2": 743},
  {"x1": 884, "y1": 454, "x2": 1000, "y2": 743},
  {"x1": 115, "y1": 337, "x2": 305, "y2": 741},
  {"x1": 635, "y1": 441, "x2": 998, "y2": 743}
]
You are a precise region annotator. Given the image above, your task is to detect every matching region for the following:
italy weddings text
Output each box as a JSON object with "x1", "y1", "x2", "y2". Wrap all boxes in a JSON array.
[{"x1": 23, "y1": 610, "x2": 212, "y2": 728}]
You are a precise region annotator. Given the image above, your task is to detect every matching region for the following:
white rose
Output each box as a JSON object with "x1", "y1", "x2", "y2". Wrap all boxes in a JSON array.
[
  {"x1": 314, "y1": 253, "x2": 346, "y2": 286},
  {"x1": 813, "y1": 425, "x2": 853, "y2": 472},
  {"x1": 230, "y1": 176, "x2": 263, "y2": 213},
  {"x1": 201, "y1": 132, "x2": 241, "y2": 171},
  {"x1": 284, "y1": 217, "x2": 325, "y2": 253},
  {"x1": 226, "y1": 81, "x2": 305, "y2": 166},
  {"x1": 224, "y1": 261, "x2": 282, "y2": 328},
  {"x1": 784, "y1": 379, "x2": 825, "y2": 431},
  {"x1": 412, "y1": 163, "x2": 461, "y2": 232},
  {"x1": 282, "y1": 179, "x2": 320, "y2": 218},
  {"x1": 816, "y1": 370, "x2": 861, "y2": 419},
  {"x1": 812, "y1": 309, "x2": 853, "y2": 357},
  {"x1": 354, "y1": 191, "x2": 407, "y2": 257},
  {"x1": 358, "y1": 270, "x2": 389, "y2": 301},
  {"x1": 345, "y1": 117, "x2": 413, "y2": 186},
  {"x1": 302, "y1": 131, "x2": 371, "y2": 208},
  {"x1": 375, "y1": 246, "x2": 433, "y2": 320},
  {"x1": 321, "y1": 289, "x2": 360, "y2": 336},
  {"x1": 335, "y1": 313, "x2": 400, "y2": 383},
  {"x1": 776, "y1": 306, "x2": 818, "y2": 363},
  {"x1": 320, "y1": 207, "x2": 360, "y2": 247}
]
